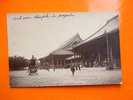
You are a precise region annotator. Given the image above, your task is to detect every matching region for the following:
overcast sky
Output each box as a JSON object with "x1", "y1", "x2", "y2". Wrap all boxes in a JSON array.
[{"x1": 7, "y1": 11, "x2": 118, "y2": 59}]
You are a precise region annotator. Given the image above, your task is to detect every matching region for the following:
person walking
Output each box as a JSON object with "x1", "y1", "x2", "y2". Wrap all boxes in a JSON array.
[{"x1": 70, "y1": 63, "x2": 75, "y2": 76}]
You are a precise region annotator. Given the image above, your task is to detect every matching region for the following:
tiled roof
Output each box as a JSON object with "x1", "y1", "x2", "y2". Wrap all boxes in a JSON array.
[
  {"x1": 73, "y1": 15, "x2": 119, "y2": 49},
  {"x1": 51, "y1": 33, "x2": 82, "y2": 55},
  {"x1": 51, "y1": 49, "x2": 73, "y2": 55}
]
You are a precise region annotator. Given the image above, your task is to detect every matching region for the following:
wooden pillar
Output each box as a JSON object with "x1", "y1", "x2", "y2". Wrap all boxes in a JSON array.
[
  {"x1": 105, "y1": 31, "x2": 114, "y2": 70},
  {"x1": 98, "y1": 52, "x2": 101, "y2": 67},
  {"x1": 57, "y1": 59, "x2": 59, "y2": 68},
  {"x1": 73, "y1": 49, "x2": 76, "y2": 64}
]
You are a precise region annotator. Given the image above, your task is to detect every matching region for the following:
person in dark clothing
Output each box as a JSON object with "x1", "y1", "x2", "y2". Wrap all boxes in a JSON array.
[
  {"x1": 78, "y1": 63, "x2": 81, "y2": 71},
  {"x1": 29, "y1": 55, "x2": 38, "y2": 75},
  {"x1": 75, "y1": 64, "x2": 78, "y2": 70},
  {"x1": 70, "y1": 63, "x2": 75, "y2": 76}
]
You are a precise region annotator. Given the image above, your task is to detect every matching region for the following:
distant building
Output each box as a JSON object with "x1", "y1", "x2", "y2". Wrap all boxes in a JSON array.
[{"x1": 41, "y1": 34, "x2": 82, "y2": 68}]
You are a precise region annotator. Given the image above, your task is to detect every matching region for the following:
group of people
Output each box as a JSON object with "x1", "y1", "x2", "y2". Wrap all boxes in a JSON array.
[
  {"x1": 70, "y1": 63, "x2": 81, "y2": 76},
  {"x1": 28, "y1": 55, "x2": 82, "y2": 76}
]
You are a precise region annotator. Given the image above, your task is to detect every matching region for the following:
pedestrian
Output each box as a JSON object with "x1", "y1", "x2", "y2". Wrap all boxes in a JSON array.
[
  {"x1": 70, "y1": 63, "x2": 75, "y2": 76},
  {"x1": 46, "y1": 62, "x2": 50, "y2": 71},
  {"x1": 29, "y1": 55, "x2": 38, "y2": 75},
  {"x1": 75, "y1": 64, "x2": 78, "y2": 70},
  {"x1": 78, "y1": 63, "x2": 81, "y2": 71}
]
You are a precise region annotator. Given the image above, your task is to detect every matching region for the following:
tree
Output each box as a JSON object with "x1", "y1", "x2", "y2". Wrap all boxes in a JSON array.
[{"x1": 9, "y1": 56, "x2": 29, "y2": 70}]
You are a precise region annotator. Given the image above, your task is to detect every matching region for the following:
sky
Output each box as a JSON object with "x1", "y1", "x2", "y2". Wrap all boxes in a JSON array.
[{"x1": 7, "y1": 11, "x2": 118, "y2": 59}]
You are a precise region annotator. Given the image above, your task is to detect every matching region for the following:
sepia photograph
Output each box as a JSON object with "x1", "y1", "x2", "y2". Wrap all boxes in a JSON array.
[{"x1": 7, "y1": 12, "x2": 122, "y2": 87}]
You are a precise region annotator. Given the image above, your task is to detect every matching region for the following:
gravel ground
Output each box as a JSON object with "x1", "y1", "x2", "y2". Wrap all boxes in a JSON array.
[{"x1": 10, "y1": 67, "x2": 122, "y2": 87}]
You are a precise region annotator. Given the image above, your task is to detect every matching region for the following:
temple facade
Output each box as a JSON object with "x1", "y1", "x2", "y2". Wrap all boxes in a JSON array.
[
  {"x1": 69, "y1": 15, "x2": 121, "y2": 69},
  {"x1": 40, "y1": 34, "x2": 82, "y2": 68},
  {"x1": 40, "y1": 15, "x2": 121, "y2": 70}
]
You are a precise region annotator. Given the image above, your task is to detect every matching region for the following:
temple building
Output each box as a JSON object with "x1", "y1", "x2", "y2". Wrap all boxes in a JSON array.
[
  {"x1": 68, "y1": 15, "x2": 121, "y2": 69},
  {"x1": 40, "y1": 15, "x2": 121, "y2": 70},
  {"x1": 40, "y1": 34, "x2": 82, "y2": 68}
]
